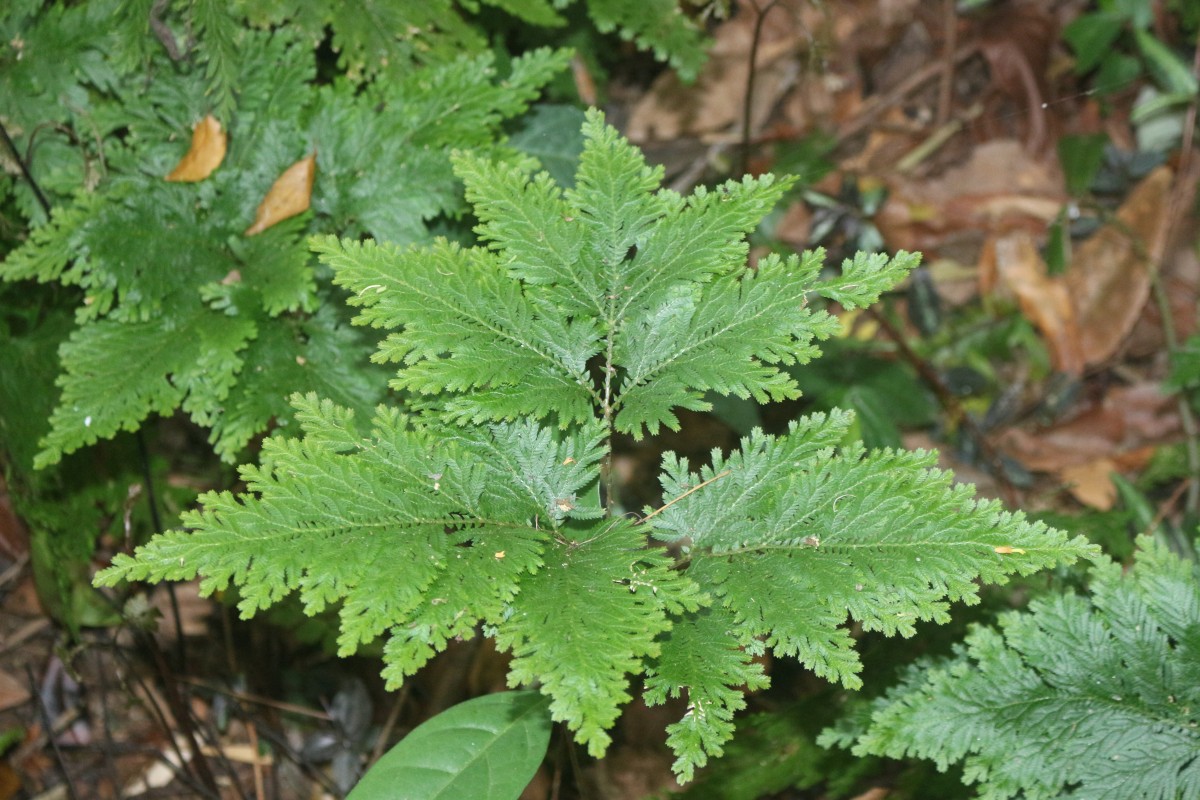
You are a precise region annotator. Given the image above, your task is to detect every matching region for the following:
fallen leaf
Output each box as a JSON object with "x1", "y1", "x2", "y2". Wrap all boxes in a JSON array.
[
  {"x1": 982, "y1": 230, "x2": 1084, "y2": 374},
  {"x1": 1060, "y1": 458, "x2": 1118, "y2": 510},
  {"x1": 245, "y1": 152, "x2": 316, "y2": 236},
  {"x1": 1066, "y1": 166, "x2": 1172, "y2": 366},
  {"x1": 996, "y1": 383, "x2": 1175, "y2": 473},
  {"x1": 993, "y1": 546, "x2": 1027, "y2": 554},
  {"x1": 0, "y1": 668, "x2": 29, "y2": 712},
  {"x1": 877, "y1": 139, "x2": 1064, "y2": 255},
  {"x1": 165, "y1": 115, "x2": 226, "y2": 182}
]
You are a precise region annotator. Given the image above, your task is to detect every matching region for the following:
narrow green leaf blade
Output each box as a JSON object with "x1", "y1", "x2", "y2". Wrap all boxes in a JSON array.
[{"x1": 347, "y1": 690, "x2": 552, "y2": 800}]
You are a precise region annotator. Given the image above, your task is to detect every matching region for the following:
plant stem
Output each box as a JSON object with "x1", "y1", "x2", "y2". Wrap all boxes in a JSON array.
[
  {"x1": 0, "y1": 120, "x2": 51, "y2": 216},
  {"x1": 739, "y1": 0, "x2": 783, "y2": 177}
]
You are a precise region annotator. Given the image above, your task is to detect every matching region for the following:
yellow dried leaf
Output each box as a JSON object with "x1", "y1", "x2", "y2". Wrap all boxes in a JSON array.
[
  {"x1": 245, "y1": 152, "x2": 316, "y2": 236},
  {"x1": 165, "y1": 115, "x2": 226, "y2": 182},
  {"x1": 993, "y1": 546, "x2": 1027, "y2": 555}
]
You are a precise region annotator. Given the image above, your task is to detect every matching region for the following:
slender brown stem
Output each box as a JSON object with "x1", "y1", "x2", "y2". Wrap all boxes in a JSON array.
[
  {"x1": 936, "y1": 0, "x2": 957, "y2": 126},
  {"x1": 867, "y1": 307, "x2": 1019, "y2": 507},
  {"x1": 642, "y1": 469, "x2": 732, "y2": 523},
  {"x1": 740, "y1": 0, "x2": 783, "y2": 177},
  {"x1": 0, "y1": 119, "x2": 51, "y2": 216}
]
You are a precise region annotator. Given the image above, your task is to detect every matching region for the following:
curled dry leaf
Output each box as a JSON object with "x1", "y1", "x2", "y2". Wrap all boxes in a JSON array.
[
  {"x1": 165, "y1": 115, "x2": 226, "y2": 182},
  {"x1": 245, "y1": 152, "x2": 316, "y2": 236},
  {"x1": 981, "y1": 230, "x2": 1084, "y2": 375},
  {"x1": 1060, "y1": 458, "x2": 1119, "y2": 510},
  {"x1": 1066, "y1": 166, "x2": 1172, "y2": 366},
  {"x1": 877, "y1": 140, "x2": 1063, "y2": 255}
]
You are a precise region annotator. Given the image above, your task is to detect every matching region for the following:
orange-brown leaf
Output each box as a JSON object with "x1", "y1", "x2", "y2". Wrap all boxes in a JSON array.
[
  {"x1": 1067, "y1": 166, "x2": 1172, "y2": 366},
  {"x1": 983, "y1": 230, "x2": 1085, "y2": 375},
  {"x1": 165, "y1": 115, "x2": 227, "y2": 182},
  {"x1": 245, "y1": 153, "x2": 317, "y2": 236}
]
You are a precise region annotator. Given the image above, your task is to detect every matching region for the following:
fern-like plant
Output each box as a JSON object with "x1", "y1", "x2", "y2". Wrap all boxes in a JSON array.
[
  {"x1": 822, "y1": 534, "x2": 1200, "y2": 799},
  {"x1": 1, "y1": 0, "x2": 568, "y2": 467},
  {"x1": 97, "y1": 110, "x2": 1095, "y2": 779}
]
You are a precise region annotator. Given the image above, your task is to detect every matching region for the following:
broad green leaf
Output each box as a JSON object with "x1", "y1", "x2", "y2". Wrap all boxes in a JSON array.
[
  {"x1": 1062, "y1": 12, "x2": 1125, "y2": 73},
  {"x1": 346, "y1": 690, "x2": 552, "y2": 800}
]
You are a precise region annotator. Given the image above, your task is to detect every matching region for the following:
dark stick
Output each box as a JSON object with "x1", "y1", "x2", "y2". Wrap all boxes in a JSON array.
[
  {"x1": 740, "y1": 0, "x2": 783, "y2": 177},
  {"x1": 135, "y1": 428, "x2": 188, "y2": 670},
  {"x1": 27, "y1": 664, "x2": 81, "y2": 800},
  {"x1": 0, "y1": 119, "x2": 52, "y2": 216},
  {"x1": 866, "y1": 307, "x2": 1020, "y2": 507}
]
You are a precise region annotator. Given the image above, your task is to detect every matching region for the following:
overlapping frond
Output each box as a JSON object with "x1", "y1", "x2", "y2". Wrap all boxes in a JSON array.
[
  {"x1": 97, "y1": 395, "x2": 604, "y2": 658},
  {"x1": 1, "y1": 22, "x2": 565, "y2": 465},
  {"x1": 646, "y1": 412, "x2": 1098, "y2": 775},
  {"x1": 823, "y1": 536, "x2": 1199, "y2": 800}
]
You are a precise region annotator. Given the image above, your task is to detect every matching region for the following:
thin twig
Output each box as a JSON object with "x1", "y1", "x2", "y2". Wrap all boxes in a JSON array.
[
  {"x1": 369, "y1": 683, "x2": 409, "y2": 764},
  {"x1": 837, "y1": 43, "x2": 981, "y2": 142},
  {"x1": 180, "y1": 677, "x2": 332, "y2": 721},
  {"x1": 27, "y1": 664, "x2": 81, "y2": 800},
  {"x1": 867, "y1": 307, "x2": 1019, "y2": 507},
  {"x1": 642, "y1": 469, "x2": 732, "y2": 523},
  {"x1": 93, "y1": 645, "x2": 124, "y2": 797},
  {"x1": 0, "y1": 120, "x2": 52, "y2": 216},
  {"x1": 135, "y1": 429, "x2": 188, "y2": 670},
  {"x1": 936, "y1": 0, "x2": 957, "y2": 126},
  {"x1": 740, "y1": 0, "x2": 783, "y2": 177}
]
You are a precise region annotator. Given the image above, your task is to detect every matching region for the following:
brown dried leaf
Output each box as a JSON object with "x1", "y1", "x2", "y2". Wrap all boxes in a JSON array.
[
  {"x1": 245, "y1": 152, "x2": 316, "y2": 236},
  {"x1": 1060, "y1": 458, "x2": 1118, "y2": 510},
  {"x1": 982, "y1": 230, "x2": 1084, "y2": 374},
  {"x1": 877, "y1": 140, "x2": 1063, "y2": 254},
  {"x1": 1066, "y1": 166, "x2": 1172, "y2": 366},
  {"x1": 165, "y1": 115, "x2": 226, "y2": 182},
  {"x1": 0, "y1": 668, "x2": 29, "y2": 712},
  {"x1": 996, "y1": 383, "x2": 1177, "y2": 473}
]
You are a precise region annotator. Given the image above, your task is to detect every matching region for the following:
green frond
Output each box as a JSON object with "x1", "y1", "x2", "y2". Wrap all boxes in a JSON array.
[
  {"x1": 814, "y1": 250, "x2": 922, "y2": 310},
  {"x1": 190, "y1": 0, "x2": 241, "y2": 116},
  {"x1": 644, "y1": 606, "x2": 770, "y2": 781},
  {"x1": 318, "y1": 235, "x2": 600, "y2": 425},
  {"x1": 37, "y1": 305, "x2": 256, "y2": 469},
  {"x1": 584, "y1": 0, "x2": 709, "y2": 81},
  {"x1": 827, "y1": 536, "x2": 1200, "y2": 800},
  {"x1": 0, "y1": 193, "x2": 102, "y2": 284},
  {"x1": 495, "y1": 519, "x2": 703, "y2": 755},
  {"x1": 615, "y1": 252, "x2": 837, "y2": 437},
  {"x1": 652, "y1": 413, "x2": 1098, "y2": 681},
  {"x1": 205, "y1": 306, "x2": 388, "y2": 463},
  {"x1": 96, "y1": 406, "x2": 607, "y2": 656}
]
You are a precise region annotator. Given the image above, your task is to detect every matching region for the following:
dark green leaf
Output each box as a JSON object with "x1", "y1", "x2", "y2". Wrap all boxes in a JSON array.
[{"x1": 346, "y1": 691, "x2": 552, "y2": 800}]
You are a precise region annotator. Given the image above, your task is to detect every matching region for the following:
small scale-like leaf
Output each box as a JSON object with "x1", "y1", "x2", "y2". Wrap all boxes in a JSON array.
[{"x1": 346, "y1": 690, "x2": 552, "y2": 800}]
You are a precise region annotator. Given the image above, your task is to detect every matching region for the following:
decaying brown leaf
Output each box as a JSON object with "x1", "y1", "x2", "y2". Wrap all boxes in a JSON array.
[
  {"x1": 165, "y1": 115, "x2": 226, "y2": 182},
  {"x1": 245, "y1": 152, "x2": 316, "y2": 236},
  {"x1": 1066, "y1": 166, "x2": 1172, "y2": 366},
  {"x1": 1060, "y1": 458, "x2": 1118, "y2": 510},
  {"x1": 996, "y1": 383, "x2": 1175, "y2": 481},
  {"x1": 981, "y1": 230, "x2": 1084, "y2": 375},
  {"x1": 877, "y1": 139, "x2": 1063, "y2": 255}
]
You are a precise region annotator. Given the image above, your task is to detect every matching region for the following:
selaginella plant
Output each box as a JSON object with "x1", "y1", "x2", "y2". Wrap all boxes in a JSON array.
[
  {"x1": 0, "y1": 0, "x2": 569, "y2": 466},
  {"x1": 96, "y1": 110, "x2": 1096, "y2": 779},
  {"x1": 822, "y1": 534, "x2": 1200, "y2": 799}
]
